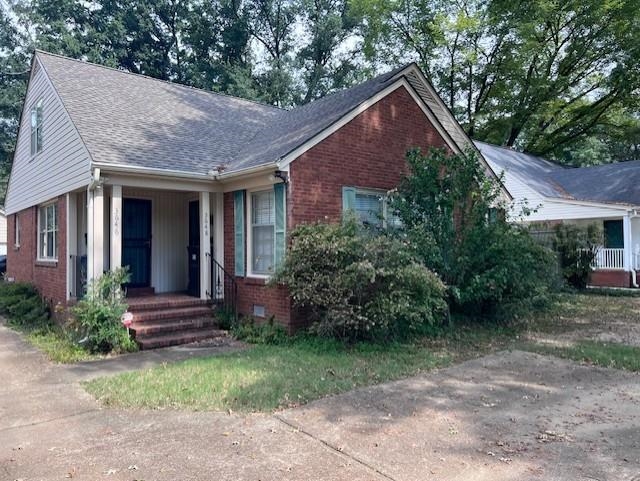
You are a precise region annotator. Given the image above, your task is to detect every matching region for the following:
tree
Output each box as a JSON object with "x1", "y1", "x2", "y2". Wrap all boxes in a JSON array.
[
  {"x1": 390, "y1": 148, "x2": 556, "y2": 318},
  {"x1": 0, "y1": 2, "x2": 31, "y2": 202},
  {"x1": 355, "y1": 0, "x2": 640, "y2": 162}
]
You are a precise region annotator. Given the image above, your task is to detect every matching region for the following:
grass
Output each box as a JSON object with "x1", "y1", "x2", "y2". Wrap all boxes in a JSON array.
[
  {"x1": 13, "y1": 324, "x2": 98, "y2": 363},
  {"x1": 85, "y1": 340, "x2": 450, "y2": 412},
  {"x1": 524, "y1": 341, "x2": 640, "y2": 372},
  {"x1": 81, "y1": 292, "x2": 639, "y2": 412}
]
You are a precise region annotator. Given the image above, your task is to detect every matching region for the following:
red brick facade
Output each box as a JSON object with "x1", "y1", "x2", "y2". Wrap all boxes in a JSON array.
[
  {"x1": 7, "y1": 196, "x2": 67, "y2": 307},
  {"x1": 589, "y1": 270, "x2": 632, "y2": 288},
  {"x1": 225, "y1": 85, "x2": 451, "y2": 328}
]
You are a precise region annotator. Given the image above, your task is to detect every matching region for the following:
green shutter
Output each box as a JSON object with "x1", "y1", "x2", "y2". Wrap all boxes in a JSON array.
[
  {"x1": 234, "y1": 190, "x2": 245, "y2": 276},
  {"x1": 274, "y1": 183, "x2": 286, "y2": 269},
  {"x1": 342, "y1": 186, "x2": 356, "y2": 214},
  {"x1": 488, "y1": 207, "x2": 498, "y2": 224}
]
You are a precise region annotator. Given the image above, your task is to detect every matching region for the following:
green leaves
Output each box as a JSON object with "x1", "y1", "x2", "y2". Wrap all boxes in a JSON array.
[{"x1": 271, "y1": 219, "x2": 447, "y2": 342}]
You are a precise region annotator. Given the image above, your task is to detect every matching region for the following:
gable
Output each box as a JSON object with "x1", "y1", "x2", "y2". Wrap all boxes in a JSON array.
[
  {"x1": 5, "y1": 56, "x2": 92, "y2": 214},
  {"x1": 288, "y1": 84, "x2": 450, "y2": 224}
]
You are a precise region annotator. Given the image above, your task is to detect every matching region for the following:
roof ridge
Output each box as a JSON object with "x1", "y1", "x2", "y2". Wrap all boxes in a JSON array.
[{"x1": 34, "y1": 49, "x2": 284, "y2": 112}]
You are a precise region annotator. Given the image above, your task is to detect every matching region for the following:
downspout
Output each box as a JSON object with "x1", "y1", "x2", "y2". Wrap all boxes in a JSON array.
[{"x1": 631, "y1": 211, "x2": 639, "y2": 288}]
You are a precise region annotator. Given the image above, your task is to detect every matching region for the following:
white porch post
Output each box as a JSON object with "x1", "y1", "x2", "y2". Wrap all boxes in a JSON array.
[
  {"x1": 87, "y1": 186, "x2": 105, "y2": 281},
  {"x1": 199, "y1": 191, "x2": 211, "y2": 300},
  {"x1": 66, "y1": 193, "x2": 77, "y2": 300},
  {"x1": 110, "y1": 185, "x2": 122, "y2": 271},
  {"x1": 623, "y1": 214, "x2": 632, "y2": 271},
  {"x1": 214, "y1": 192, "x2": 225, "y2": 300}
]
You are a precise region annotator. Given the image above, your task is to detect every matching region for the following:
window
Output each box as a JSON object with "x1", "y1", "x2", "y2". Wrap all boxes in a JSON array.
[
  {"x1": 250, "y1": 190, "x2": 275, "y2": 275},
  {"x1": 38, "y1": 203, "x2": 58, "y2": 260},
  {"x1": 30, "y1": 99, "x2": 43, "y2": 156},
  {"x1": 14, "y1": 214, "x2": 20, "y2": 247},
  {"x1": 354, "y1": 189, "x2": 401, "y2": 229}
]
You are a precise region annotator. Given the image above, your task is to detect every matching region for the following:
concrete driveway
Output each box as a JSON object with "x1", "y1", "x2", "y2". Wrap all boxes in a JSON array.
[{"x1": 1, "y1": 324, "x2": 639, "y2": 481}]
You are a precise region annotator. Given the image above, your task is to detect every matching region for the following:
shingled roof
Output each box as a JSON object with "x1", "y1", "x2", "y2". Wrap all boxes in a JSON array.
[
  {"x1": 36, "y1": 51, "x2": 410, "y2": 175},
  {"x1": 476, "y1": 141, "x2": 640, "y2": 207}
]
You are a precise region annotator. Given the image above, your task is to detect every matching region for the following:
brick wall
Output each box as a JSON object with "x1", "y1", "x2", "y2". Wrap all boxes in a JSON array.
[
  {"x1": 589, "y1": 270, "x2": 631, "y2": 288},
  {"x1": 7, "y1": 196, "x2": 67, "y2": 307},
  {"x1": 223, "y1": 192, "x2": 293, "y2": 328},
  {"x1": 289, "y1": 85, "x2": 449, "y2": 225},
  {"x1": 226, "y1": 85, "x2": 451, "y2": 329}
]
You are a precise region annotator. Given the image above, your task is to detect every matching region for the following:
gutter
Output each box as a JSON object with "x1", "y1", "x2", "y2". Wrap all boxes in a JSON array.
[
  {"x1": 215, "y1": 163, "x2": 278, "y2": 181},
  {"x1": 92, "y1": 162, "x2": 214, "y2": 181}
]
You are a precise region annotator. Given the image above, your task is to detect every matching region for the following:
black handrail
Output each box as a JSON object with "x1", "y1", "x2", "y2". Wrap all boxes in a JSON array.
[{"x1": 206, "y1": 253, "x2": 238, "y2": 322}]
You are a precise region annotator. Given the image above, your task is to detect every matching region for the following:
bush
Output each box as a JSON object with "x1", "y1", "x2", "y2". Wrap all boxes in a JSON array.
[
  {"x1": 553, "y1": 223, "x2": 602, "y2": 289},
  {"x1": 390, "y1": 148, "x2": 558, "y2": 320},
  {"x1": 452, "y1": 222, "x2": 558, "y2": 318},
  {"x1": 72, "y1": 268, "x2": 137, "y2": 354},
  {"x1": 272, "y1": 220, "x2": 447, "y2": 342},
  {"x1": 231, "y1": 316, "x2": 289, "y2": 344},
  {"x1": 0, "y1": 282, "x2": 50, "y2": 328}
]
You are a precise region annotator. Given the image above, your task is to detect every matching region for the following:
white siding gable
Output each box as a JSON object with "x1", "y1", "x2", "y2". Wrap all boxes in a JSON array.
[{"x1": 5, "y1": 57, "x2": 92, "y2": 214}]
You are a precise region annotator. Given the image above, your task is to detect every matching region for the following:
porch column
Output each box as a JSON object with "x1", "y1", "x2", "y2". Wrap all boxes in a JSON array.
[
  {"x1": 199, "y1": 191, "x2": 211, "y2": 300},
  {"x1": 66, "y1": 193, "x2": 77, "y2": 300},
  {"x1": 86, "y1": 186, "x2": 105, "y2": 281},
  {"x1": 623, "y1": 214, "x2": 632, "y2": 271},
  {"x1": 110, "y1": 185, "x2": 122, "y2": 271},
  {"x1": 214, "y1": 192, "x2": 225, "y2": 300}
]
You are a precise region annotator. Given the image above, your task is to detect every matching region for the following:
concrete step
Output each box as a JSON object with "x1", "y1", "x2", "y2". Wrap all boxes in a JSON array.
[
  {"x1": 131, "y1": 317, "x2": 219, "y2": 337},
  {"x1": 136, "y1": 328, "x2": 228, "y2": 350},
  {"x1": 130, "y1": 305, "x2": 213, "y2": 323}
]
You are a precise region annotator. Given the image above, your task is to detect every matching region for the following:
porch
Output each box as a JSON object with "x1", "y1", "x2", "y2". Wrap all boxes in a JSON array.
[
  {"x1": 65, "y1": 180, "x2": 235, "y2": 348},
  {"x1": 67, "y1": 183, "x2": 226, "y2": 299}
]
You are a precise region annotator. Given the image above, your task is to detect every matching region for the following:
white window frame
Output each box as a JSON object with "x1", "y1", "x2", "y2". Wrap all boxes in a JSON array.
[
  {"x1": 247, "y1": 188, "x2": 276, "y2": 278},
  {"x1": 37, "y1": 202, "x2": 58, "y2": 261},
  {"x1": 355, "y1": 188, "x2": 398, "y2": 229},
  {"x1": 14, "y1": 214, "x2": 20, "y2": 248},
  {"x1": 30, "y1": 99, "x2": 44, "y2": 157}
]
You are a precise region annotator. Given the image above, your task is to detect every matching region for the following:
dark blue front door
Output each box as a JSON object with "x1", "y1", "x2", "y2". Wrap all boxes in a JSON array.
[{"x1": 122, "y1": 199, "x2": 152, "y2": 287}]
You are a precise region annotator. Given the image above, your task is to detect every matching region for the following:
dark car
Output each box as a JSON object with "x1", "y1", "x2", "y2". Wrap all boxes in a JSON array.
[{"x1": 0, "y1": 255, "x2": 6, "y2": 275}]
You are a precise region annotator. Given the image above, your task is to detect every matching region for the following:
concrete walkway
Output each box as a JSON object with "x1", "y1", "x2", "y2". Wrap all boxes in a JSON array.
[{"x1": 1, "y1": 323, "x2": 639, "y2": 481}]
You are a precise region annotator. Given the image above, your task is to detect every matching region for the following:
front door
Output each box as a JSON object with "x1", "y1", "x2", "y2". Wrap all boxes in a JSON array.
[
  {"x1": 187, "y1": 200, "x2": 200, "y2": 297},
  {"x1": 122, "y1": 198, "x2": 152, "y2": 287}
]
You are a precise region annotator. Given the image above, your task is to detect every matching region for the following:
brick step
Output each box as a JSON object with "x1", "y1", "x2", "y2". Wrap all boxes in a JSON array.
[
  {"x1": 131, "y1": 317, "x2": 218, "y2": 337},
  {"x1": 136, "y1": 328, "x2": 228, "y2": 350},
  {"x1": 130, "y1": 305, "x2": 214, "y2": 323},
  {"x1": 126, "y1": 297, "x2": 210, "y2": 312}
]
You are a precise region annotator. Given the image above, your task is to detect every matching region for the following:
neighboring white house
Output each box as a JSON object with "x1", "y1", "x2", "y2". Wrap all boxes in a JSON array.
[
  {"x1": 0, "y1": 209, "x2": 7, "y2": 256},
  {"x1": 477, "y1": 141, "x2": 640, "y2": 288}
]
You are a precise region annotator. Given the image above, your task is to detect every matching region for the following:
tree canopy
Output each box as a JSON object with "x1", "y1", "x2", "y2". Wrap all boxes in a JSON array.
[{"x1": 1, "y1": 0, "x2": 639, "y2": 202}]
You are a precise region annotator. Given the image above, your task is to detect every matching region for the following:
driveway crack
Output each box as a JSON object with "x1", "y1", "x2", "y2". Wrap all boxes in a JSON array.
[
  {"x1": 274, "y1": 414, "x2": 398, "y2": 481},
  {"x1": 0, "y1": 409, "x2": 100, "y2": 434}
]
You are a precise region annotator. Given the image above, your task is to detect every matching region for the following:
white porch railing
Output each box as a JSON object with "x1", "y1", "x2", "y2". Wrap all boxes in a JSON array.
[{"x1": 593, "y1": 248, "x2": 625, "y2": 270}]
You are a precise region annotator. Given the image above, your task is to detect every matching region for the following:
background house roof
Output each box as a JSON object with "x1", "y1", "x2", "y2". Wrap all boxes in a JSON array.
[
  {"x1": 36, "y1": 51, "x2": 411, "y2": 175},
  {"x1": 476, "y1": 140, "x2": 640, "y2": 207}
]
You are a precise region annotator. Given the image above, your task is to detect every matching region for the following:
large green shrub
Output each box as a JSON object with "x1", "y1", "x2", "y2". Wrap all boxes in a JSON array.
[
  {"x1": 0, "y1": 282, "x2": 50, "y2": 328},
  {"x1": 390, "y1": 148, "x2": 557, "y2": 319},
  {"x1": 272, "y1": 220, "x2": 447, "y2": 341},
  {"x1": 72, "y1": 268, "x2": 137, "y2": 353},
  {"x1": 553, "y1": 223, "x2": 602, "y2": 289}
]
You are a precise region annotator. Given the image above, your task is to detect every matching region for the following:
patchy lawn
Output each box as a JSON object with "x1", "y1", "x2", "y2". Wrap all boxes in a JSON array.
[
  {"x1": 15, "y1": 325, "x2": 99, "y2": 363},
  {"x1": 85, "y1": 292, "x2": 640, "y2": 412},
  {"x1": 85, "y1": 341, "x2": 450, "y2": 412}
]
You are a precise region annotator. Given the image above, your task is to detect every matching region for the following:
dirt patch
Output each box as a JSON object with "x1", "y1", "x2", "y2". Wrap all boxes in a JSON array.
[
  {"x1": 526, "y1": 294, "x2": 640, "y2": 348},
  {"x1": 279, "y1": 350, "x2": 640, "y2": 481}
]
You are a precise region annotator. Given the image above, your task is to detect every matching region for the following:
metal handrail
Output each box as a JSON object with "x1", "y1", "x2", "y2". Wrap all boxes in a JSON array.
[{"x1": 206, "y1": 253, "x2": 238, "y2": 322}]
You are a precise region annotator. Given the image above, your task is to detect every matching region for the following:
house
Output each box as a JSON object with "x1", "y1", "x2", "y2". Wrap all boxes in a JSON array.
[
  {"x1": 0, "y1": 209, "x2": 7, "y2": 256},
  {"x1": 5, "y1": 50, "x2": 504, "y2": 347},
  {"x1": 476, "y1": 141, "x2": 640, "y2": 288}
]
